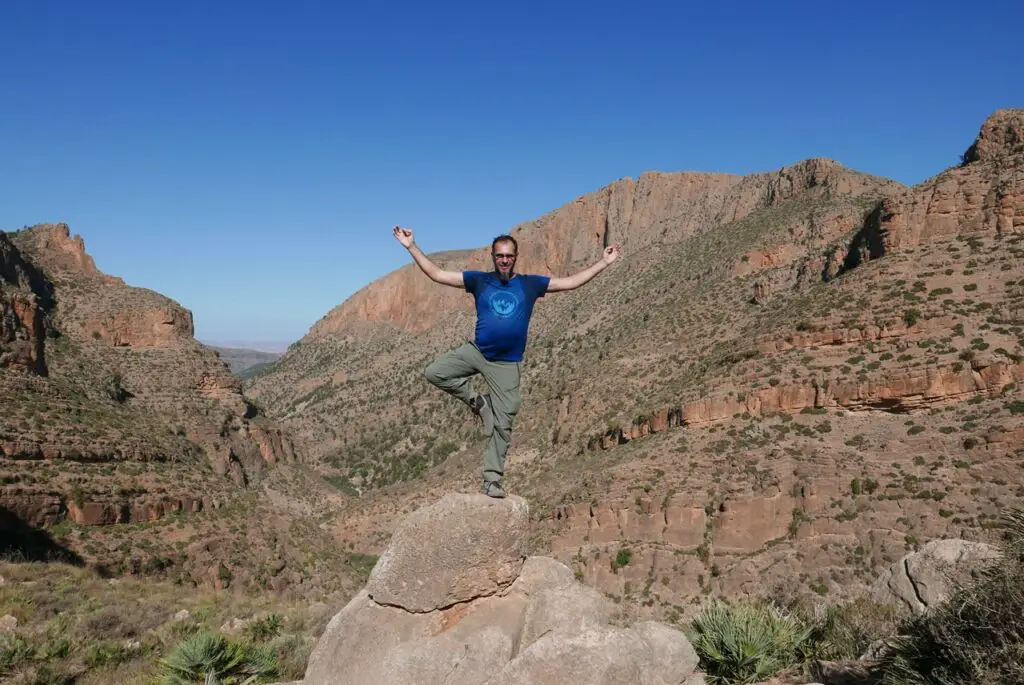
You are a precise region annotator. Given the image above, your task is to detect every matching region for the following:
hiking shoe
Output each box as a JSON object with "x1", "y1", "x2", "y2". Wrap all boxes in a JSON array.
[
  {"x1": 471, "y1": 394, "x2": 494, "y2": 437},
  {"x1": 483, "y1": 481, "x2": 506, "y2": 499}
]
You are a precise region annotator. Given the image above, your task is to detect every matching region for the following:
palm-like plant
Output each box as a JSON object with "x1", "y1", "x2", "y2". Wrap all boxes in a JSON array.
[
  {"x1": 158, "y1": 630, "x2": 278, "y2": 685},
  {"x1": 686, "y1": 600, "x2": 812, "y2": 684}
]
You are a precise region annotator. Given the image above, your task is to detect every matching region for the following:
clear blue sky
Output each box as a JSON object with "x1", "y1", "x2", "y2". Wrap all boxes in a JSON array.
[{"x1": 2, "y1": 0, "x2": 1021, "y2": 348}]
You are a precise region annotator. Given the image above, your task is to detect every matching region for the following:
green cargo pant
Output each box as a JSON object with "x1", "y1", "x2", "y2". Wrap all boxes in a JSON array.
[{"x1": 424, "y1": 342, "x2": 522, "y2": 485}]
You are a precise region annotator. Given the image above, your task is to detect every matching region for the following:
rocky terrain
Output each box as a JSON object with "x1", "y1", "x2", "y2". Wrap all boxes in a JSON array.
[
  {"x1": 1, "y1": 108, "x2": 1021, "y2": 683},
  {"x1": 248, "y1": 108, "x2": 1024, "y2": 622},
  {"x1": 0, "y1": 224, "x2": 365, "y2": 598}
]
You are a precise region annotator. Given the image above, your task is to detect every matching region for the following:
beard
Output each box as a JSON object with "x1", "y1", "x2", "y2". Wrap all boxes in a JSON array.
[{"x1": 494, "y1": 263, "x2": 515, "y2": 284}]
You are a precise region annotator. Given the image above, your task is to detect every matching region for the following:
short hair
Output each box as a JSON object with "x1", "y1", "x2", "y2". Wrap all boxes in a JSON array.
[{"x1": 491, "y1": 234, "x2": 518, "y2": 254}]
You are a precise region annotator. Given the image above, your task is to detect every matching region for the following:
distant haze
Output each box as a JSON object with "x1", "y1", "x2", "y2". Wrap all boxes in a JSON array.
[{"x1": 200, "y1": 340, "x2": 292, "y2": 354}]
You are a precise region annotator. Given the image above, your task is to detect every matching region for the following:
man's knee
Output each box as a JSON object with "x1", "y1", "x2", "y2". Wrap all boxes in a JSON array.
[
  {"x1": 494, "y1": 396, "x2": 521, "y2": 432},
  {"x1": 423, "y1": 362, "x2": 443, "y2": 387}
]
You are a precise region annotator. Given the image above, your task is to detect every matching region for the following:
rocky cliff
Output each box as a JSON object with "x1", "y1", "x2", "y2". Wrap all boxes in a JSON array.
[
  {"x1": 847, "y1": 108, "x2": 1024, "y2": 262},
  {"x1": 0, "y1": 232, "x2": 54, "y2": 374}
]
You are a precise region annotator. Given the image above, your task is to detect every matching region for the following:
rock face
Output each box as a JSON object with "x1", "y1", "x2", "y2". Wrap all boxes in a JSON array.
[
  {"x1": 8, "y1": 223, "x2": 108, "y2": 278},
  {"x1": 849, "y1": 108, "x2": 1024, "y2": 262},
  {"x1": 586, "y1": 359, "x2": 1024, "y2": 450},
  {"x1": 73, "y1": 305, "x2": 194, "y2": 348},
  {"x1": 299, "y1": 493, "x2": 704, "y2": 685},
  {"x1": 9, "y1": 223, "x2": 193, "y2": 348},
  {"x1": 0, "y1": 232, "x2": 53, "y2": 374},
  {"x1": 871, "y1": 539, "x2": 1001, "y2": 614}
]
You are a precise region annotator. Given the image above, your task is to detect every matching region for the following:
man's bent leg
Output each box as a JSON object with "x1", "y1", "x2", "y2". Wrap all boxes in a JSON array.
[
  {"x1": 480, "y1": 360, "x2": 522, "y2": 487},
  {"x1": 423, "y1": 343, "x2": 481, "y2": 406}
]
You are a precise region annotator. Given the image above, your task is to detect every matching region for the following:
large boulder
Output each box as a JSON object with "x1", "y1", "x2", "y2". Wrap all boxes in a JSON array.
[
  {"x1": 366, "y1": 492, "x2": 530, "y2": 611},
  {"x1": 297, "y1": 493, "x2": 705, "y2": 685},
  {"x1": 871, "y1": 539, "x2": 1001, "y2": 614}
]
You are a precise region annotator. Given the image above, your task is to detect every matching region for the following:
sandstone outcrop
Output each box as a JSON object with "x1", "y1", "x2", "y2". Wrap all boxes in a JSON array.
[
  {"x1": 847, "y1": 108, "x2": 1024, "y2": 264},
  {"x1": 0, "y1": 232, "x2": 53, "y2": 374},
  {"x1": 9, "y1": 224, "x2": 193, "y2": 348},
  {"x1": 295, "y1": 493, "x2": 705, "y2": 685},
  {"x1": 0, "y1": 487, "x2": 219, "y2": 528},
  {"x1": 6, "y1": 223, "x2": 111, "y2": 281},
  {"x1": 871, "y1": 539, "x2": 1001, "y2": 614},
  {"x1": 586, "y1": 359, "x2": 1024, "y2": 451},
  {"x1": 74, "y1": 305, "x2": 194, "y2": 348}
]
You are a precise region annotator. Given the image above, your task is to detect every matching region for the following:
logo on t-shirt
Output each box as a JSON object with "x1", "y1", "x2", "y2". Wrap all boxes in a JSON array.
[{"x1": 488, "y1": 291, "x2": 520, "y2": 318}]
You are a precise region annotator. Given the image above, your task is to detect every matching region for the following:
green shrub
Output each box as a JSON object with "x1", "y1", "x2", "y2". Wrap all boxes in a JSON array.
[
  {"x1": 0, "y1": 632, "x2": 35, "y2": 677},
  {"x1": 871, "y1": 508, "x2": 1024, "y2": 685},
  {"x1": 157, "y1": 630, "x2": 278, "y2": 684},
  {"x1": 686, "y1": 599, "x2": 811, "y2": 684}
]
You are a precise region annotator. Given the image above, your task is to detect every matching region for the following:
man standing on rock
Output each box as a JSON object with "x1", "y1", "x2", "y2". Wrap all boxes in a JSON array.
[{"x1": 393, "y1": 226, "x2": 620, "y2": 498}]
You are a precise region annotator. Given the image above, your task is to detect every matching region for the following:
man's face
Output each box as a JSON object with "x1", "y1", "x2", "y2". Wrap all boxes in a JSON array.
[{"x1": 492, "y1": 241, "x2": 517, "y2": 283}]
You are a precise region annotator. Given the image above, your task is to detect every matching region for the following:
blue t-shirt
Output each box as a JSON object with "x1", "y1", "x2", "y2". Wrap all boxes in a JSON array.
[{"x1": 463, "y1": 271, "x2": 550, "y2": 362}]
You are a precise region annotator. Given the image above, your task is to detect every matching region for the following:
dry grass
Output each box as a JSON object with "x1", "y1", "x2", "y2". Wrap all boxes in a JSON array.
[{"x1": 0, "y1": 560, "x2": 333, "y2": 683}]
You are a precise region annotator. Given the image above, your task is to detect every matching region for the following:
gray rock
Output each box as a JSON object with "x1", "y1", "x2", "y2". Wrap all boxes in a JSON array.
[
  {"x1": 299, "y1": 492, "x2": 704, "y2": 685},
  {"x1": 871, "y1": 539, "x2": 1000, "y2": 613},
  {"x1": 220, "y1": 617, "x2": 250, "y2": 634},
  {"x1": 490, "y1": 622, "x2": 697, "y2": 685},
  {"x1": 365, "y1": 493, "x2": 530, "y2": 612},
  {"x1": 515, "y1": 557, "x2": 610, "y2": 651},
  {"x1": 631, "y1": 621, "x2": 701, "y2": 681},
  {"x1": 305, "y1": 590, "x2": 437, "y2": 685}
]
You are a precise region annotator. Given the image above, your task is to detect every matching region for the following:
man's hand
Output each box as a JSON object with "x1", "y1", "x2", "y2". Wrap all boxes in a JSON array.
[
  {"x1": 394, "y1": 225, "x2": 465, "y2": 288},
  {"x1": 602, "y1": 242, "x2": 621, "y2": 265},
  {"x1": 548, "y1": 242, "x2": 621, "y2": 292},
  {"x1": 393, "y1": 225, "x2": 414, "y2": 248}
]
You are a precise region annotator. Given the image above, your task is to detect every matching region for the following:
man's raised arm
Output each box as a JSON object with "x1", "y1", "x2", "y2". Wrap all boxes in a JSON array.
[
  {"x1": 547, "y1": 243, "x2": 620, "y2": 292},
  {"x1": 392, "y1": 226, "x2": 464, "y2": 288}
]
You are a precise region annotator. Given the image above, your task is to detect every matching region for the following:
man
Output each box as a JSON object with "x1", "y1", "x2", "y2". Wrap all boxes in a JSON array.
[{"x1": 393, "y1": 225, "x2": 620, "y2": 498}]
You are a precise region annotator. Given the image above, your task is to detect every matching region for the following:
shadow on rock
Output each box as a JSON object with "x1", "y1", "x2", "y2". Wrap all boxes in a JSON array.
[{"x1": 0, "y1": 506, "x2": 84, "y2": 565}]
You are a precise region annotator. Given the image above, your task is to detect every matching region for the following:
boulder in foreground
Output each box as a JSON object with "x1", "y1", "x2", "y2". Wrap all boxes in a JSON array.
[{"x1": 295, "y1": 492, "x2": 706, "y2": 685}]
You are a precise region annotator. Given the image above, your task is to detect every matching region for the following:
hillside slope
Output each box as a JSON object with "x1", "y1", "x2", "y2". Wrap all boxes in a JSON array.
[
  {"x1": 249, "y1": 109, "x2": 1024, "y2": 618},
  {"x1": 0, "y1": 225, "x2": 362, "y2": 597}
]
